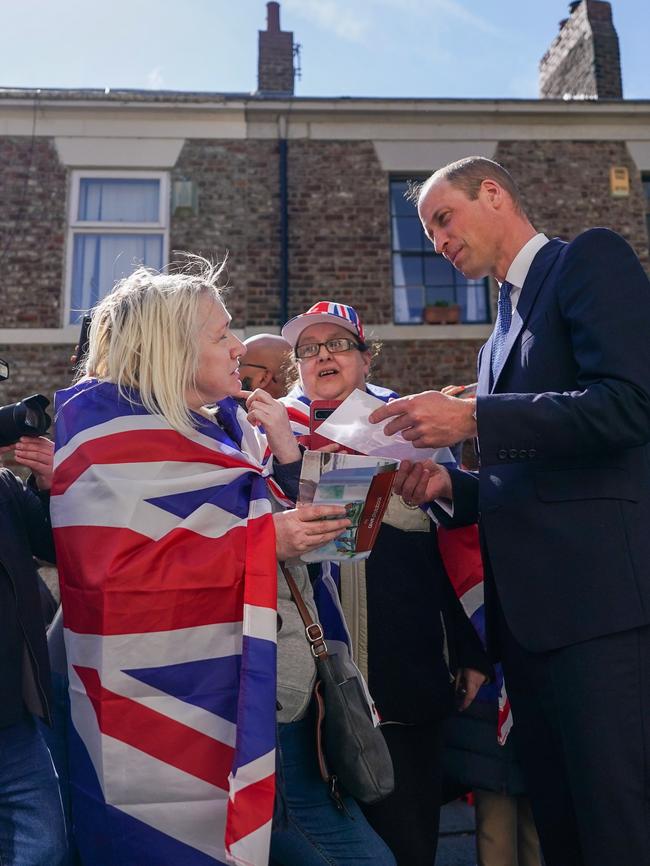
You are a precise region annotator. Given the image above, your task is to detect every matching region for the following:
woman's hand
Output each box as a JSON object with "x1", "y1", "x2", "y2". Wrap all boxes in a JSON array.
[
  {"x1": 274, "y1": 504, "x2": 351, "y2": 560},
  {"x1": 393, "y1": 459, "x2": 452, "y2": 506},
  {"x1": 455, "y1": 667, "x2": 487, "y2": 712},
  {"x1": 0, "y1": 436, "x2": 55, "y2": 490},
  {"x1": 246, "y1": 389, "x2": 301, "y2": 464}
]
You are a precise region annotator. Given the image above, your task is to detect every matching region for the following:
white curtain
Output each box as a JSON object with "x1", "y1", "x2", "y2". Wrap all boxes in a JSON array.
[
  {"x1": 70, "y1": 233, "x2": 163, "y2": 322},
  {"x1": 78, "y1": 179, "x2": 159, "y2": 223}
]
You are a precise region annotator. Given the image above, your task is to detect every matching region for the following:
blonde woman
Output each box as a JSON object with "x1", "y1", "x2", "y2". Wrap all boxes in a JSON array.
[{"x1": 51, "y1": 262, "x2": 395, "y2": 866}]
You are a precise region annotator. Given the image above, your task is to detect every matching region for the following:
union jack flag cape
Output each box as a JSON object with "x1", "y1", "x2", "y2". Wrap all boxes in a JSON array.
[
  {"x1": 51, "y1": 379, "x2": 291, "y2": 866},
  {"x1": 437, "y1": 524, "x2": 513, "y2": 744}
]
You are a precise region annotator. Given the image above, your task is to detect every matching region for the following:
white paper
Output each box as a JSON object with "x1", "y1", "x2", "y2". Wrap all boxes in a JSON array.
[{"x1": 316, "y1": 389, "x2": 455, "y2": 464}]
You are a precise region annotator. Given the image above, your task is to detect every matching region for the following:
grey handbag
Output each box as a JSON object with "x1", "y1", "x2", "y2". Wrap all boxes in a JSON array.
[{"x1": 280, "y1": 564, "x2": 395, "y2": 805}]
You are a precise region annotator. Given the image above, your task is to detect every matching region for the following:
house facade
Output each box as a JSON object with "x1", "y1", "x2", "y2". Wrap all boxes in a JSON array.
[{"x1": 1, "y1": 0, "x2": 649, "y2": 407}]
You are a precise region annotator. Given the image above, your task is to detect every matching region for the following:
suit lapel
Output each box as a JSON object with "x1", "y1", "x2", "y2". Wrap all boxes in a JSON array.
[
  {"x1": 477, "y1": 337, "x2": 492, "y2": 396},
  {"x1": 491, "y1": 239, "x2": 565, "y2": 391}
]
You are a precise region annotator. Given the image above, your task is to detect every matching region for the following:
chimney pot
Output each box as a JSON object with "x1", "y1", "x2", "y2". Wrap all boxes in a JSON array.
[{"x1": 267, "y1": 2, "x2": 280, "y2": 33}]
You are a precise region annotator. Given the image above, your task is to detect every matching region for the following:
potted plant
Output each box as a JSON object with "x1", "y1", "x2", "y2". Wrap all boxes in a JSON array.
[{"x1": 422, "y1": 300, "x2": 461, "y2": 324}]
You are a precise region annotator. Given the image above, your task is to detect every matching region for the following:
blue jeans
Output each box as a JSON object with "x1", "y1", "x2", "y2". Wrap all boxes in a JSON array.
[
  {"x1": 0, "y1": 713, "x2": 67, "y2": 866},
  {"x1": 270, "y1": 715, "x2": 396, "y2": 866}
]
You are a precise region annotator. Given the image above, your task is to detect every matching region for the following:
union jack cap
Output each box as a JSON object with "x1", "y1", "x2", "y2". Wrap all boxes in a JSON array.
[{"x1": 281, "y1": 301, "x2": 365, "y2": 347}]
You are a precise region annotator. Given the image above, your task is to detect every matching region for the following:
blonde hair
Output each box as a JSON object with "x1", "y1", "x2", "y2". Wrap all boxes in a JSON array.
[{"x1": 84, "y1": 256, "x2": 228, "y2": 433}]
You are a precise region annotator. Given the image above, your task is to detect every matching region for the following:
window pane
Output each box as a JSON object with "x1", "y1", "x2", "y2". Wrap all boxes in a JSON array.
[
  {"x1": 393, "y1": 254, "x2": 423, "y2": 286},
  {"x1": 390, "y1": 181, "x2": 417, "y2": 217},
  {"x1": 394, "y1": 286, "x2": 425, "y2": 323},
  {"x1": 392, "y1": 216, "x2": 423, "y2": 252},
  {"x1": 78, "y1": 178, "x2": 160, "y2": 222},
  {"x1": 460, "y1": 278, "x2": 490, "y2": 323},
  {"x1": 424, "y1": 254, "x2": 456, "y2": 287},
  {"x1": 424, "y1": 286, "x2": 455, "y2": 307},
  {"x1": 70, "y1": 233, "x2": 163, "y2": 322}
]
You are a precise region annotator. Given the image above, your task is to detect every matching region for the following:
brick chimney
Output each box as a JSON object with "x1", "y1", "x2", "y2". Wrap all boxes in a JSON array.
[
  {"x1": 539, "y1": 0, "x2": 623, "y2": 99},
  {"x1": 257, "y1": 2, "x2": 295, "y2": 96}
]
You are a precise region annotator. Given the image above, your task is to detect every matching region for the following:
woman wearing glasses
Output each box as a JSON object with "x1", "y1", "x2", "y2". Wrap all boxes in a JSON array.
[{"x1": 281, "y1": 301, "x2": 490, "y2": 866}]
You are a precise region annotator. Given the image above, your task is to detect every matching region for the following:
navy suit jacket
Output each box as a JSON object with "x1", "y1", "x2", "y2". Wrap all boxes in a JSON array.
[{"x1": 449, "y1": 228, "x2": 650, "y2": 654}]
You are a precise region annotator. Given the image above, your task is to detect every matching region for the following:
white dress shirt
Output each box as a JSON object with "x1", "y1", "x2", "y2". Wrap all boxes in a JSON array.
[{"x1": 502, "y1": 233, "x2": 549, "y2": 311}]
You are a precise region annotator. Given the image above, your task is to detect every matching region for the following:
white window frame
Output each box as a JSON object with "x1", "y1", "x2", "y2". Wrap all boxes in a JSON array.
[{"x1": 64, "y1": 169, "x2": 170, "y2": 325}]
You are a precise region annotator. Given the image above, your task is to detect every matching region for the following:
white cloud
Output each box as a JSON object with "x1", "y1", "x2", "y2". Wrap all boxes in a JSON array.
[
  {"x1": 364, "y1": 0, "x2": 501, "y2": 37},
  {"x1": 284, "y1": 0, "x2": 371, "y2": 43},
  {"x1": 146, "y1": 66, "x2": 165, "y2": 89}
]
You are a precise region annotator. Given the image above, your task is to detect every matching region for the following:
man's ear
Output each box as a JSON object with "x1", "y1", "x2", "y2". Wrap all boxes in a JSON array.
[
  {"x1": 259, "y1": 368, "x2": 273, "y2": 389},
  {"x1": 481, "y1": 179, "x2": 503, "y2": 210}
]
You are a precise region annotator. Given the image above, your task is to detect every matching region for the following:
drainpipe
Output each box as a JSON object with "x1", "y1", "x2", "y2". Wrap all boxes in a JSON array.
[{"x1": 278, "y1": 115, "x2": 289, "y2": 325}]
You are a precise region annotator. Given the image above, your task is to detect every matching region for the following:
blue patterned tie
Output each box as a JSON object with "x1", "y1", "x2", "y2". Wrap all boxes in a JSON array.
[{"x1": 491, "y1": 280, "x2": 513, "y2": 383}]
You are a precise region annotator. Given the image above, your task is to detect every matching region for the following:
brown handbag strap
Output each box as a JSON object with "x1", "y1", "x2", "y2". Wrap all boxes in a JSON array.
[{"x1": 279, "y1": 563, "x2": 329, "y2": 660}]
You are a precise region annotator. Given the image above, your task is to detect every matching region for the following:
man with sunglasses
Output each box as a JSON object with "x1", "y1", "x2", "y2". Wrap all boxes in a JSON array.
[{"x1": 240, "y1": 334, "x2": 292, "y2": 398}]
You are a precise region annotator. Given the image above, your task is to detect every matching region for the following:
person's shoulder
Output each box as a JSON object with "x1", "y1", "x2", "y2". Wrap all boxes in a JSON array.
[
  {"x1": 0, "y1": 467, "x2": 23, "y2": 498},
  {"x1": 567, "y1": 227, "x2": 631, "y2": 255}
]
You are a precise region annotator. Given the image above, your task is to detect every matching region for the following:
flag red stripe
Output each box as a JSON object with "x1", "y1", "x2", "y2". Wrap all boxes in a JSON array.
[
  {"x1": 74, "y1": 666, "x2": 234, "y2": 791},
  {"x1": 53, "y1": 429, "x2": 258, "y2": 495},
  {"x1": 225, "y1": 774, "x2": 275, "y2": 850},
  {"x1": 58, "y1": 524, "x2": 246, "y2": 634}
]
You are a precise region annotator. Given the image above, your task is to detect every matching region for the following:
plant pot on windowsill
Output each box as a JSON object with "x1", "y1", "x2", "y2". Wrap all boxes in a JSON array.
[{"x1": 423, "y1": 302, "x2": 461, "y2": 324}]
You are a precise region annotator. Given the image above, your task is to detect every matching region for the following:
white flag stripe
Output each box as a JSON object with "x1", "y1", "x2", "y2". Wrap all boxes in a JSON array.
[
  {"x1": 242, "y1": 604, "x2": 278, "y2": 644},
  {"x1": 229, "y1": 750, "x2": 275, "y2": 796},
  {"x1": 459, "y1": 583, "x2": 484, "y2": 619},
  {"x1": 65, "y1": 624, "x2": 243, "y2": 673},
  {"x1": 54, "y1": 399, "x2": 266, "y2": 470},
  {"x1": 227, "y1": 819, "x2": 272, "y2": 866}
]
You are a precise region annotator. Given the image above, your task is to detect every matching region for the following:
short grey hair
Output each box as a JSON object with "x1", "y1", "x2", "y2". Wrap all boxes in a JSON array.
[{"x1": 408, "y1": 156, "x2": 526, "y2": 214}]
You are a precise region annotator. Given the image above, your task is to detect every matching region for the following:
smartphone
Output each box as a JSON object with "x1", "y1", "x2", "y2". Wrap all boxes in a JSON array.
[
  {"x1": 75, "y1": 315, "x2": 92, "y2": 366},
  {"x1": 309, "y1": 400, "x2": 341, "y2": 449}
]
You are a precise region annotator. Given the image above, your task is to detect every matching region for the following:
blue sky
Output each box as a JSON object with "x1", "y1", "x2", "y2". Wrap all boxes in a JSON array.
[{"x1": 3, "y1": 0, "x2": 648, "y2": 99}]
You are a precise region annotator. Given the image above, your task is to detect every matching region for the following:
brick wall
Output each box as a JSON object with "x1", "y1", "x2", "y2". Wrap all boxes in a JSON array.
[
  {"x1": 495, "y1": 140, "x2": 649, "y2": 269},
  {"x1": 170, "y1": 139, "x2": 280, "y2": 327},
  {"x1": 171, "y1": 138, "x2": 393, "y2": 327},
  {"x1": 287, "y1": 140, "x2": 393, "y2": 322},
  {"x1": 0, "y1": 137, "x2": 67, "y2": 327},
  {"x1": 373, "y1": 339, "x2": 483, "y2": 393},
  {"x1": 2, "y1": 133, "x2": 650, "y2": 407}
]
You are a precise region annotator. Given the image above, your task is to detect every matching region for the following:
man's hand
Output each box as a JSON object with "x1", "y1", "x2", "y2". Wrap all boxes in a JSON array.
[
  {"x1": 394, "y1": 459, "x2": 452, "y2": 506},
  {"x1": 369, "y1": 390, "x2": 477, "y2": 449},
  {"x1": 245, "y1": 389, "x2": 301, "y2": 464},
  {"x1": 274, "y1": 504, "x2": 351, "y2": 560},
  {"x1": 455, "y1": 667, "x2": 487, "y2": 712},
  {"x1": 0, "y1": 436, "x2": 54, "y2": 490}
]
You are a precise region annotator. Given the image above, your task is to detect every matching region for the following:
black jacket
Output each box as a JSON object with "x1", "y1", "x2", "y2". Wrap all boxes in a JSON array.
[{"x1": 0, "y1": 468, "x2": 55, "y2": 727}]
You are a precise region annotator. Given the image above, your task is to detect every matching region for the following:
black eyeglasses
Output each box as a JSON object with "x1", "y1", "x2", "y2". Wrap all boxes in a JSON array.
[
  {"x1": 295, "y1": 338, "x2": 361, "y2": 360},
  {"x1": 239, "y1": 362, "x2": 278, "y2": 383}
]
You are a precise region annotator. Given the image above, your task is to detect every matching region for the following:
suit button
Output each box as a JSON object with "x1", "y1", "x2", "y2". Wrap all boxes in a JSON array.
[
  {"x1": 529, "y1": 448, "x2": 537, "y2": 458},
  {"x1": 519, "y1": 450, "x2": 528, "y2": 459},
  {"x1": 509, "y1": 449, "x2": 519, "y2": 459},
  {"x1": 498, "y1": 449, "x2": 507, "y2": 460}
]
